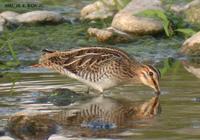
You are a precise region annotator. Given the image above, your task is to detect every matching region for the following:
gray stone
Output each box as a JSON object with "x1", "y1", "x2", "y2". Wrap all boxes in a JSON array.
[
  {"x1": 88, "y1": 27, "x2": 134, "y2": 43},
  {"x1": 170, "y1": 0, "x2": 200, "y2": 25},
  {"x1": 0, "y1": 11, "x2": 19, "y2": 24},
  {"x1": 48, "y1": 135, "x2": 69, "y2": 140},
  {"x1": 0, "y1": 136, "x2": 15, "y2": 140},
  {"x1": 80, "y1": 0, "x2": 117, "y2": 20},
  {"x1": 170, "y1": 0, "x2": 200, "y2": 13},
  {"x1": 16, "y1": 10, "x2": 64, "y2": 24},
  {"x1": 111, "y1": 0, "x2": 163, "y2": 35},
  {"x1": 87, "y1": 0, "x2": 164, "y2": 42}
]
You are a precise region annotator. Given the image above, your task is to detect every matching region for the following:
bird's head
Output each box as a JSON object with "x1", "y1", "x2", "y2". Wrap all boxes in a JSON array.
[{"x1": 137, "y1": 65, "x2": 161, "y2": 95}]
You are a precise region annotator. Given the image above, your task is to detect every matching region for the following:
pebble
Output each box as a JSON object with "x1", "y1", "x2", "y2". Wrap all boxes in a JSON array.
[
  {"x1": 48, "y1": 135, "x2": 68, "y2": 140},
  {"x1": 0, "y1": 136, "x2": 15, "y2": 140}
]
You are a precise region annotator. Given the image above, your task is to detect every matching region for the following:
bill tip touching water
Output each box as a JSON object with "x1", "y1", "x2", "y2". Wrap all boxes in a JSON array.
[{"x1": 33, "y1": 47, "x2": 161, "y2": 95}]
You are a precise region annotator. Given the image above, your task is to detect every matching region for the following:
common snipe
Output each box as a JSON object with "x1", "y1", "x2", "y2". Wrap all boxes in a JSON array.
[{"x1": 35, "y1": 47, "x2": 161, "y2": 95}]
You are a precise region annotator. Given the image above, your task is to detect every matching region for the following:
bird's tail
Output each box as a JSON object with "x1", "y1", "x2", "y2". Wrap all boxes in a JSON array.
[
  {"x1": 31, "y1": 64, "x2": 42, "y2": 67},
  {"x1": 42, "y1": 49, "x2": 56, "y2": 54},
  {"x1": 31, "y1": 49, "x2": 55, "y2": 67}
]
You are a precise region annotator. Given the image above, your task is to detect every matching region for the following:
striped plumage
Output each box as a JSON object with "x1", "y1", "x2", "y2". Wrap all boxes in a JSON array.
[{"x1": 37, "y1": 47, "x2": 161, "y2": 95}]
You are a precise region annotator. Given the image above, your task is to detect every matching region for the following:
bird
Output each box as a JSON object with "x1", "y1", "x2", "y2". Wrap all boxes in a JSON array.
[{"x1": 34, "y1": 47, "x2": 161, "y2": 95}]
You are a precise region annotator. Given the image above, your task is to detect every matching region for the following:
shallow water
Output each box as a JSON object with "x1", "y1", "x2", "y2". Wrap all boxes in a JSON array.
[
  {"x1": 0, "y1": 0, "x2": 200, "y2": 139},
  {"x1": 0, "y1": 58, "x2": 200, "y2": 140}
]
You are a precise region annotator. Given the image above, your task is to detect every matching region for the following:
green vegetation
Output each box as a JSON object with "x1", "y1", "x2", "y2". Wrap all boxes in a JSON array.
[
  {"x1": 113, "y1": 0, "x2": 131, "y2": 10},
  {"x1": 136, "y1": 9, "x2": 197, "y2": 38},
  {"x1": 175, "y1": 28, "x2": 197, "y2": 38},
  {"x1": 161, "y1": 0, "x2": 193, "y2": 5},
  {"x1": 100, "y1": 0, "x2": 131, "y2": 11},
  {"x1": 159, "y1": 58, "x2": 182, "y2": 76},
  {"x1": 0, "y1": 27, "x2": 21, "y2": 70},
  {"x1": 136, "y1": 9, "x2": 173, "y2": 37},
  {"x1": 0, "y1": 19, "x2": 112, "y2": 67}
]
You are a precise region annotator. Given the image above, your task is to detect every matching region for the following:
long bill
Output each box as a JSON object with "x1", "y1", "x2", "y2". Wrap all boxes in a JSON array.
[{"x1": 153, "y1": 79, "x2": 160, "y2": 96}]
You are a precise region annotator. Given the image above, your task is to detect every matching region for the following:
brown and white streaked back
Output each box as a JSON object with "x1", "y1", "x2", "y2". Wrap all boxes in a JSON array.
[{"x1": 39, "y1": 47, "x2": 141, "y2": 92}]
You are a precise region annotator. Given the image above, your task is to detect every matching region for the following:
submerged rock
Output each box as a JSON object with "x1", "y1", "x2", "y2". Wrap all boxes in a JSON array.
[
  {"x1": 16, "y1": 11, "x2": 64, "y2": 24},
  {"x1": 48, "y1": 88, "x2": 90, "y2": 106},
  {"x1": 7, "y1": 111, "x2": 56, "y2": 140},
  {"x1": 180, "y1": 31, "x2": 200, "y2": 56},
  {"x1": 80, "y1": 0, "x2": 117, "y2": 20},
  {"x1": 87, "y1": 0, "x2": 163, "y2": 42}
]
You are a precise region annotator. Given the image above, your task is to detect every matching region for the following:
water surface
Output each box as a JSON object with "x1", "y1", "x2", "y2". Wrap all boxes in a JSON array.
[{"x1": 0, "y1": 59, "x2": 200, "y2": 139}]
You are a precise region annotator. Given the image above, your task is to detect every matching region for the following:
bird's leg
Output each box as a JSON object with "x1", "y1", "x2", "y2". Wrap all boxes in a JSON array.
[{"x1": 86, "y1": 87, "x2": 90, "y2": 94}]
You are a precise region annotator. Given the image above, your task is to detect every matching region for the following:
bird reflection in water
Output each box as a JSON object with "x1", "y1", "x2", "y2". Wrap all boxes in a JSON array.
[{"x1": 7, "y1": 95, "x2": 161, "y2": 139}]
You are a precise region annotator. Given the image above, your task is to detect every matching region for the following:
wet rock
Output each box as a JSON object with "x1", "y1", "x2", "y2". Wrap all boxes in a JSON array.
[
  {"x1": 0, "y1": 16, "x2": 6, "y2": 34},
  {"x1": 16, "y1": 10, "x2": 64, "y2": 24},
  {"x1": 48, "y1": 135, "x2": 68, "y2": 140},
  {"x1": 0, "y1": 11, "x2": 19, "y2": 25},
  {"x1": 88, "y1": 27, "x2": 134, "y2": 43},
  {"x1": 88, "y1": 0, "x2": 163, "y2": 42},
  {"x1": 170, "y1": 0, "x2": 200, "y2": 13},
  {"x1": 7, "y1": 110, "x2": 56, "y2": 140},
  {"x1": 80, "y1": 0, "x2": 117, "y2": 20},
  {"x1": 182, "y1": 58, "x2": 200, "y2": 79},
  {"x1": 180, "y1": 31, "x2": 200, "y2": 56},
  {"x1": 48, "y1": 88, "x2": 90, "y2": 106},
  {"x1": 0, "y1": 25, "x2": 3, "y2": 35},
  {"x1": 0, "y1": 136, "x2": 15, "y2": 140},
  {"x1": 112, "y1": 0, "x2": 163, "y2": 35},
  {"x1": 184, "y1": 4, "x2": 200, "y2": 25},
  {"x1": 0, "y1": 16, "x2": 6, "y2": 25}
]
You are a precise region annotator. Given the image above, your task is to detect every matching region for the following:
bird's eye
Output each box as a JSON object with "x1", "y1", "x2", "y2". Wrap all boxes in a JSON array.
[{"x1": 149, "y1": 71, "x2": 153, "y2": 76}]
